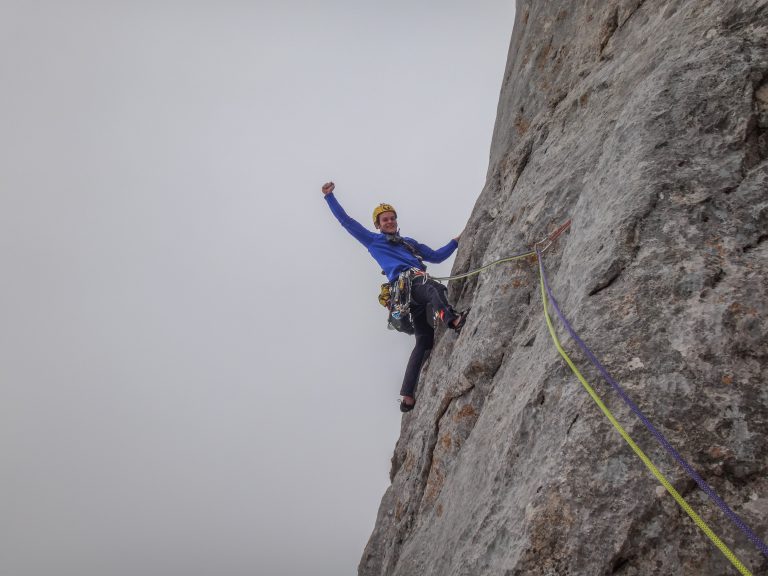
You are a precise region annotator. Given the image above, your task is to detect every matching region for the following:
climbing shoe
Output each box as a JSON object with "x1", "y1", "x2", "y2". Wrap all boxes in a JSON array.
[
  {"x1": 452, "y1": 308, "x2": 471, "y2": 334},
  {"x1": 400, "y1": 399, "x2": 415, "y2": 413}
]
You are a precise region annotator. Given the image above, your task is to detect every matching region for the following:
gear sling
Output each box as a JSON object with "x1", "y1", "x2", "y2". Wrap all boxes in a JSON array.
[{"x1": 378, "y1": 234, "x2": 429, "y2": 334}]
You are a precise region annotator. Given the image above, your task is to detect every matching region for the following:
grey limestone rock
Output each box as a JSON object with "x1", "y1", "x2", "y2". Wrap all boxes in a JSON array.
[{"x1": 360, "y1": 1, "x2": 768, "y2": 575}]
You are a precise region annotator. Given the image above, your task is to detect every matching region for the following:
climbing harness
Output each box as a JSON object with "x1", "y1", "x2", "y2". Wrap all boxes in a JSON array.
[
  {"x1": 380, "y1": 268, "x2": 436, "y2": 334},
  {"x1": 382, "y1": 268, "x2": 417, "y2": 334},
  {"x1": 388, "y1": 269, "x2": 414, "y2": 334},
  {"x1": 376, "y1": 234, "x2": 432, "y2": 334}
]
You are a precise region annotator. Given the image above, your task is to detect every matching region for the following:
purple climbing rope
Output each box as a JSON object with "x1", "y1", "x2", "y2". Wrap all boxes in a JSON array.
[{"x1": 537, "y1": 248, "x2": 768, "y2": 559}]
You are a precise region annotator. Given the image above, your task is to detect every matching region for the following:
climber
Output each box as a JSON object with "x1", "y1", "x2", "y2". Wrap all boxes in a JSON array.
[{"x1": 321, "y1": 181, "x2": 468, "y2": 413}]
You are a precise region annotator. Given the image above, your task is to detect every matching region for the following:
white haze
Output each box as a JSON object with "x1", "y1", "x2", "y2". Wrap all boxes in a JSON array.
[{"x1": 0, "y1": 1, "x2": 515, "y2": 574}]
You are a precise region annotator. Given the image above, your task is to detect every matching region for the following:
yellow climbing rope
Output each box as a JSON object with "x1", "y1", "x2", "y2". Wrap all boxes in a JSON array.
[
  {"x1": 431, "y1": 250, "x2": 534, "y2": 281},
  {"x1": 536, "y1": 253, "x2": 753, "y2": 576}
]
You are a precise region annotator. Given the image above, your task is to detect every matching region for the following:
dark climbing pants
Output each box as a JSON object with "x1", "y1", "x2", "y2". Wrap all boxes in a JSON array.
[{"x1": 400, "y1": 277, "x2": 458, "y2": 398}]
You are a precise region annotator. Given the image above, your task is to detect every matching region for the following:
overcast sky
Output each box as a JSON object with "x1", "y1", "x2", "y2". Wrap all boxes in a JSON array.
[{"x1": 0, "y1": 2, "x2": 515, "y2": 575}]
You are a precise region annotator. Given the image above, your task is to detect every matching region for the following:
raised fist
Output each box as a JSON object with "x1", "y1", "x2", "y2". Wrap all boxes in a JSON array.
[{"x1": 322, "y1": 182, "x2": 335, "y2": 195}]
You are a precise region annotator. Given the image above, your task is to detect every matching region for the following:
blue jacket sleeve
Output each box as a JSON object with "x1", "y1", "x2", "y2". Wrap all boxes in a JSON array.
[
  {"x1": 408, "y1": 238, "x2": 458, "y2": 263},
  {"x1": 324, "y1": 193, "x2": 376, "y2": 246}
]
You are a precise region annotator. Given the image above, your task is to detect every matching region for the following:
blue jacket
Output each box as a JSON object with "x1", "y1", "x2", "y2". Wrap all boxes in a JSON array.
[{"x1": 325, "y1": 193, "x2": 458, "y2": 282}]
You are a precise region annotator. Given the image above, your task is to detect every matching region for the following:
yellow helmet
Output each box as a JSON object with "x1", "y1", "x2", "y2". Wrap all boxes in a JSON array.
[{"x1": 372, "y1": 203, "x2": 397, "y2": 226}]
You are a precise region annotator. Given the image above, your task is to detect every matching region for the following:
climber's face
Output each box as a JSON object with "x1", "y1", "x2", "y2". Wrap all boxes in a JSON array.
[{"x1": 377, "y1": 211, "x2": 398, "y2": 234}]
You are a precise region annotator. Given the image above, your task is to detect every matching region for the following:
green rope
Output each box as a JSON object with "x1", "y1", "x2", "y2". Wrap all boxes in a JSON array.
[{"x1": 431, "y1": 220, "x2": 571, "y2": 282}]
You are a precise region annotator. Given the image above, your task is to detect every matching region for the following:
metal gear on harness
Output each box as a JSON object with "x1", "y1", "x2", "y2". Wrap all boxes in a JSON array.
[{"x1": 383, "y1": 269, "x2": 419, "y2": 334}]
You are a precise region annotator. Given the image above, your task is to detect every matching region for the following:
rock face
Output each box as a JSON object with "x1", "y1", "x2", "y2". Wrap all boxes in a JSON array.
[{"x1": 359, "y1": 1, "x2": 768, "y2": 575}]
